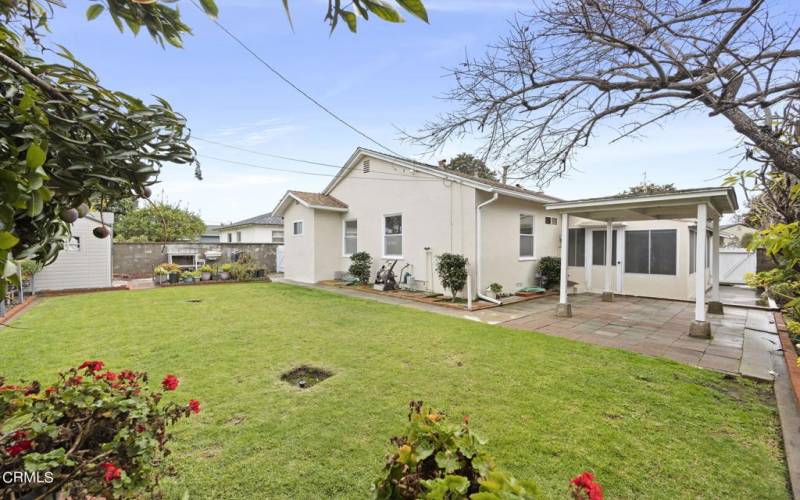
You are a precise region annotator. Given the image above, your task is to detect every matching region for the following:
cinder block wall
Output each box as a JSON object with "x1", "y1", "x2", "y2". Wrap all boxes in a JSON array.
[{"x1": 113, "y1": 242, "x2": 279, "y2": 277}]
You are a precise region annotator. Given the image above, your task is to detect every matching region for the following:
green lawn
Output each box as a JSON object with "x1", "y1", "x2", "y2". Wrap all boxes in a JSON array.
[{"x1": 0, "y1": 283, "x2": 788, "y2": 499}]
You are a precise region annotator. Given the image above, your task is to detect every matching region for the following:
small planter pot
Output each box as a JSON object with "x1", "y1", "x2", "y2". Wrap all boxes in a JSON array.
[
  {"x1": 155, "y1": 274, "x2": 168, "y2": 285},
  {"x1": 219, "y1": 271, "x2": 231, "y2": 281},
  {"x1": 211, "y1": 273, "x2": 221, "y2": 281},
  {"x1": 183, "y1": 277, "x2": 194, "y2": 284},
  {"x1": 201, "y1": 272, "x2": 212, "y2": 281},
  {"x1": 168, "y1": 272, "x2": 180, "y2": 284}
]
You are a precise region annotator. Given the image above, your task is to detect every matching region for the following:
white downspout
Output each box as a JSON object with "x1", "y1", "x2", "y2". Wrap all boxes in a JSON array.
[{"x1": 476, "y1": 193, "x2": 501, "y2": 305}]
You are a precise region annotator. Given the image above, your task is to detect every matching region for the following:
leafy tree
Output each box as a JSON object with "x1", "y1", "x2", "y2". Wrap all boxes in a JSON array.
[
  {"x1": 435, "y1": 253, "x2": 468, "y2": 301},
  {"x1": 443, "y1": 153, "x2": 497, "y2": 181},
  {"x1": 348, "y1": 251, "x2": 373, "y2": 284},
  {"x1": 619, "y1": 182, "x2": 677, "y2": 196},
  {"x1": 115, "y1": 202, "x2": 205, "y2": 243},
  {"x1": 315, "y1": 0, "x2": 429, "y2": 33}
]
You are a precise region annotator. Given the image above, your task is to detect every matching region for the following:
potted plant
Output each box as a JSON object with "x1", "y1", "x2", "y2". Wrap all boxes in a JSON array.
[
  {"x1": 161, "y1": 263, "x2": 181, "y2": 284},
  {"x1": 153, "y1": 266, "x2": 169, "y2": 285},
  {"x1": 191, "y1": 270, "x2": 202, "y2": 283},
  {"x1": 219, "y1": 263, "x2": 232, "y2": 281},
  {"x1": 199, "y1": 264, "x2": 213, "y2": 281},
  {"x1": 488, "y1": 282, "x2": 503, "y2": 299},
  {"x1": 181, "y1": 270, "x2": 194, "y2": 284}
]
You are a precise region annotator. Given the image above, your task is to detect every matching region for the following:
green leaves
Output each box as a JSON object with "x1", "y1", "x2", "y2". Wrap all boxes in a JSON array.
[
  {"x1": 199, "y1": 0, "x2": 219, "y2": 19},
  {"x1": 25, "y1": 143, "x2": 46, "y2": 170},
  {"x1": 396, "y1": 0, "x2": 429, "y2": 22},
  {"x1": 86, "y1": 4, "x2": 104, "y2": 21},
  {"x1": 363, "y1": 1, "x2": 404, "y2": 23},
  {"x1": 325, "y1": 0, "x2": 429, "y2": 33},
  {"x1": 0, "y1": 231, "x2": 19, "y2": 250}
]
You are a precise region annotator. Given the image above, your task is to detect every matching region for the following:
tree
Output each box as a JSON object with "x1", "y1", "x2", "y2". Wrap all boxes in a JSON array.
[
  {"x1": 115, "y1": 202, "x2": 205, "y2": 243},
  {"x1": 348, "y1": 251, "x2": 373, "y2": 284},
  {"x1": 413, "y1": 0, "x2": 800, "y2": 185},
  {"x1": 435, "y1": 253, "x2": 468, "y2": 301},
  {"x1": 443, "y1": 153, "x2": 498, "y2": 181},
  {"x1": 619, "y1": 182, "x2": 677, "y2": 196}
]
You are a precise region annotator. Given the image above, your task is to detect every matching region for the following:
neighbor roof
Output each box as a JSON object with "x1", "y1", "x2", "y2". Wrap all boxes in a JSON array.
[{"x1": 218, "y1": 212, "x2": 283, "y2": 230}]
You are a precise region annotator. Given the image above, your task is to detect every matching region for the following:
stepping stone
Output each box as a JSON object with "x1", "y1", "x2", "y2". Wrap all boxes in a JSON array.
[
  {"x1": 745, "y1": 311, "x2": 777, "y2": 334},
  {"x1": 740, "y1": 329, "x2": 778, "y2": 381}
]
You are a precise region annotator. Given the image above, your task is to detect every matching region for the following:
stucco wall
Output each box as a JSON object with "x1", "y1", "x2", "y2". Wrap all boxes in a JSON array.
[
  {"x1": 34, "y1": 213, "x2": 114, "y2": 292},
  {"x1": 219, "y1": 225, "x2": 283, "y2": 244},
  {"x1": 113, "y1": 242, "x2": 278, "y2": 277},
  {"x1": 282, "y1": 203, "x2": 316, "y2": 283}
]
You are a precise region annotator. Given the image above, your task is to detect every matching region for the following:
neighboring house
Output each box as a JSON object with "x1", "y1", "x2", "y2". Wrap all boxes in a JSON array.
[
  {"x1": 273, "y1": 147, "x2": 563, "y2": 296},
  {"x1": 216, "y1": 213, "x2": 284, "y2": 244},
  {"x1": 720, "y1": 222, "x2": 757, "y2": 247},
  {"x1": 198, "y1": 224, "x2": 221, "y2": 243},
  {"x1": 33, "y1": 213, "x2": 114, "y2": 292}
]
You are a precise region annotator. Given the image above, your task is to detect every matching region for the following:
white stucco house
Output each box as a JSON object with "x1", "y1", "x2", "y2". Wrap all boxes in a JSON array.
[
  {"x1": 33, "y1": 213, "x2": 114, "y2": 293},
  {"x1": 274, "y1": 148, "x2": 738, "y2": 337},
  {"x1": 216, "y1": 212, "x2": 284, "y2": 244}
]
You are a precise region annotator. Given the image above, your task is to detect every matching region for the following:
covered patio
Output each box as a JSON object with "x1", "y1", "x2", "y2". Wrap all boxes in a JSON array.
[{"x1": 545, "y1": 187, "x2": 739, "y2": 338}]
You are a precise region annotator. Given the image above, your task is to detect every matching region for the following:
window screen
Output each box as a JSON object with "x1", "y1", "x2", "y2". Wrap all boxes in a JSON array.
[
  {"x1": 625, "y1": 231, "x2": 650, "y2": 273},
  {"x1": 344, "y1": 220, "x2": 357, "y2": 255},
  {"x1": 567, "y1": 228, "x2": 585, "y2": 266},
  {"x1": 650, "y1": 230, "x2": 677, "y2": 275},
  {"x1": 591, "y1": 230, "x2": 617, "y2": 266},
  {"x1": 293, "y1": 221, "x2": 303, "y2": 235},
  {"x1": 520, "y1": 214, "x2": 534, "y2": 258},
  {"x1": 689, "y1": 230, "x2": 697, "y2": 274},
  {"x1": 384, "y1": 215, "x2": 402, "y2": 256}
]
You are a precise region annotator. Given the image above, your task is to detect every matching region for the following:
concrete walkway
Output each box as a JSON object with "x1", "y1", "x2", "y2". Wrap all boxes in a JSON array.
[{"x1": 290, "y1": 280, "x2": 779, "y2": 381}]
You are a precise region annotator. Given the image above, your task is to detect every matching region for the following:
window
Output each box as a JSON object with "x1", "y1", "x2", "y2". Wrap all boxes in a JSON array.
[
  {"x1": 544, "y1": 216, "x2": 558, "y2": 225},
  {"x1": 567, "y1": 228, "x2": 585, "y2": 266},
  {"x1": 236, "y1": 231, "x2": 242, "y2": 242},
  {"x1": 625, "y1": 229, "x2": 677, "y2": 275},
  {"x1": 519, "y1": 214, "x2": 534, "y2": 258},
  {"x1": 293, "y1": 221, "x2": 303, "y2": 235},
  {"x1": 343, "y1": 220, "x2": 358, "y2": 255},
  {"x1": 227, "y1": 233, "x2": 232, "y2": 243},
  {"x1": 65, "y1": 236, "x2": 80, "y2": 252},
  {"x1": 591, "y1": 230, "x2": 617, "y2": 266},
  {"x1": 689, "y1": 230, "x2": 697, "y2": 274},
  {"x1": 383, "y1": 214, "x2": 402, "y2": 257},
  {"x1": 272, "y1": 230, "x2": 284, "y2": 244}
]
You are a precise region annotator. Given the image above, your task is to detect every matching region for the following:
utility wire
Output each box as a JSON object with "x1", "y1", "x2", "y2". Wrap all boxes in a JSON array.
[
  {"x1": 193, "y1": 136, "x2": 342, "y2": 168},
  {"x1": 189, "y1": 0, "x2": 403, "y2": 157}
]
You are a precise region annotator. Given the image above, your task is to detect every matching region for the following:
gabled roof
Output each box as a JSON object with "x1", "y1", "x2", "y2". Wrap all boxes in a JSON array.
[
  {"x1": 273, "y1": 190, "x2": 349, "y2": 216},
  {"x1": 218, "y1": 212, "x2": 283, "y2": 231},
  {"x1": 323, "y1": 147, "x2": 563, "y2": 204}
]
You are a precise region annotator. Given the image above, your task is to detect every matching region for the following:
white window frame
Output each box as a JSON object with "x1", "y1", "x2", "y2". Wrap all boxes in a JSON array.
[
  {"x1": 292, "y1": 220, "x2": 304, "y2": 236},
  {"x1": 272, "y1": 230, "x2": 284, "y2": 244},
  {"x1": 382, "y1": 213, "x2": 403, "y2": 259},
  {"x1": 342, "y1": 219, "x2": 358, "y2": 257},
  {"x1": 519, "y1": 213, "x2": 535, "y2": 260},
  {"x1": 236, "y1": 231, "x2": 242, "y2": 242}
]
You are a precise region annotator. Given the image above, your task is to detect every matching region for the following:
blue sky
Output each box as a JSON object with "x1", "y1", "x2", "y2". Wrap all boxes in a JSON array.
[{"x1": 46, "y1": 0, "x2": 760, "y2": 223}]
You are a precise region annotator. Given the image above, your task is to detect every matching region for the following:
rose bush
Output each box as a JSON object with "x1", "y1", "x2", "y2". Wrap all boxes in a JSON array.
[{"x1": 0, "y1": 362, "x2": 200, "y2": 498}]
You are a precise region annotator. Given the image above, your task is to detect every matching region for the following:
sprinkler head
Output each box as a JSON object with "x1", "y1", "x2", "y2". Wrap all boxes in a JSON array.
[{"x1": 298, "y1": 380, "x2": 307, "y2": 389}]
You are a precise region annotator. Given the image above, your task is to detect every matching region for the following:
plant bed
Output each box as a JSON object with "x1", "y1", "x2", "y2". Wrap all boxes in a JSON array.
[
  {"x1": 280, "y1": 365, "x2": 333, "y2": 389},
  {"x1": 157, "y1": 277, "x2": 272, "y2": 287}
]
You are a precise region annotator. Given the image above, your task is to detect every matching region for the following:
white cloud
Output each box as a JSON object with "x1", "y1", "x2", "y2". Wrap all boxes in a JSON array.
[{"x1": 212, "y1": 118, "x2": 302, "y2": 146}]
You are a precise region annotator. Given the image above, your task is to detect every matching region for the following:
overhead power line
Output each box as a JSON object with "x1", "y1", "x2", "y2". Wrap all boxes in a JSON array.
[
  {"x1": 192, "y1": 136, "x2": 342, "y2": 168},
  {"x1": 189, "y1": 0, "x2": 402, "y2": 157}
]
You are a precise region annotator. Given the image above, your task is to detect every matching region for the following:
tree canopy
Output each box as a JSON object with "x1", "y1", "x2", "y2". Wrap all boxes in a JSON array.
[
  {"x1": 115, "y1": 202, "x2": 206, "y2": 243},
  {"x1": 619, "y1": 182, "x2": 677, "y2": 196},
  {"x1": 443, "y1": 153, "x2": 498, "y2": 181}
]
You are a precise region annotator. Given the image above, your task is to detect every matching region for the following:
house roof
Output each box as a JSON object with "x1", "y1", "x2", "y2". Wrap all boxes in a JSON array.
[
  {"x1": 272, "y1": 190, "x2": 349, "y2": 216},
  {"x1": 323, "y1": 147, "x2": 563, "y2": 204},
  {"x1": 545, "y1": 187, "x2": 739, "y2": 221},
  {"x1": 217, "y1": 212, "x2": 283, "y2": 230}
]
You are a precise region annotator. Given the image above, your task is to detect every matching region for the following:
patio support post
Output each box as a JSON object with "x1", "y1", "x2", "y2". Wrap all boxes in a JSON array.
[
  {"x1": 602, "y1": 220, "x2": 614, "y2": 302},
  {"x1": 690, "y1": 203, "x2": 712, "y2": 338},
  {"x1": 708, "y1": 217, "x2": 723, "y2": 314},
  {"x1": 556, "y1": 212, "x2": 572, "y2": 317}
]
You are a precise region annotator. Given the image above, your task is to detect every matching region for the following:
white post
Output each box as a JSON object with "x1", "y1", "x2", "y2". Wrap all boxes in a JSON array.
[
  {"x1": 708, "y1": 217, "x2": 723, "y2": 314},
  {"x1": 690, "y1": 203, "x2": 711, "y2": 337},
  {"x1": 556, "y1": 213, "x2": 572, "y2": 317},
  {"x1": 467, "y1": 274, "x2": 473, "y2": 311},
  {"x1": 602, "y1": 221, "x2": 614, "y2": 301},
  {"x1": 584, "y1": 229, "x2": 592, "y2": 290}
]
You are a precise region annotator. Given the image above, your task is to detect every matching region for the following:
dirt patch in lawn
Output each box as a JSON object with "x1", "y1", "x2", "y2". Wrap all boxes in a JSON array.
[{"x1": 280, "y1": 365, "x2": 333, "y2": 389}]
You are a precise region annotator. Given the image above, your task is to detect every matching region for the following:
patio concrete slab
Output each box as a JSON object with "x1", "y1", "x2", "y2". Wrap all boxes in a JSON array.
[
  {"x1": 745, "y1": 311, "x2": 778, "y2": 334},
  {"x1": 740, "y1": 329, "x2": 780, "y2": 380}
]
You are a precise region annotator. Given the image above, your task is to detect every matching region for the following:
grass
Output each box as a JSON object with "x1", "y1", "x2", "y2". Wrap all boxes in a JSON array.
[{"x1": 0, "y1": 283, "x2": 788, "y2": 499}]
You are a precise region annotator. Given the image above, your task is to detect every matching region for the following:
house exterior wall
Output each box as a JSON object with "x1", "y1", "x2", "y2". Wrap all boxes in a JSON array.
[
  {"x1": 282, "y1": 203, "x2": 316, "y2": 283},
  {"x1": 721, "y1": 223, "x2": 756, "y2": 247},
  {"x1": 478, "y1": 194, "x2": 560, "y2": 294},
  {"x1": 34, "y1": 214, "x2": 113, "y2": 292},
  {"x1": 314, "y1": 210, "x2": 344, "y2": 282},
  {"x1": 219, "y1": 225, "x2": 283, "y2": 244}
]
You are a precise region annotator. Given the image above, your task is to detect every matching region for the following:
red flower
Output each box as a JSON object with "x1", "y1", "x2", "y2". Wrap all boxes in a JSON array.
[
  {"x1": 100, "y1": 462, "x2": 122, "y2": 482},
  {"x1": 79, "y1": 360, "x2": 105, "y2": 372},
  {"x1": 0, "y1": 385, "x2": 22, "y2": 392},
  {"x1": 119, "y1": 370, "x2": 137, "y2": 382},
  {"x1": 44, "y1": 386, "x2": 58, "y2": 396},
  {"x1": 161, "y1": 374, "x2": 179, "y2": 391},
  {"x1": 65, "y1": 376, "x2": 83, "y2": 386},
  {"x1": 5, "y1": 431, "x2": 32, "y2": 457},
  {"x1": 95, "y1": 371, "x2": 118, "y2": 382},
  {"x1": 570, "y1": 471, "x2": 603, "y2": 500},
  {"x1": 188, "y1": 399, "x2": 201, "y2": 414}
]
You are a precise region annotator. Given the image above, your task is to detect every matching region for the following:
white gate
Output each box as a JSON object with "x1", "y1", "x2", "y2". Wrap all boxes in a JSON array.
[
  {"x1": 719, "y1": 248, "x2": 756, "y2": 284},
  {"x1": 276, "y1": 245, "x2": 285, "y2": 273}
]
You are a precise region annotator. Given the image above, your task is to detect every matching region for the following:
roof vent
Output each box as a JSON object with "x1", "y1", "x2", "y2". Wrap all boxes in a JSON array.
[{"x1": 362, "y1": 159, "x2": 370, "y2": 173}]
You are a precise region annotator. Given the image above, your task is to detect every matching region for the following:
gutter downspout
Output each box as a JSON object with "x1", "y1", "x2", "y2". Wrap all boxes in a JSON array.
[{"x1": 476, "y1": 193, "x2": 501, "y2": 305}]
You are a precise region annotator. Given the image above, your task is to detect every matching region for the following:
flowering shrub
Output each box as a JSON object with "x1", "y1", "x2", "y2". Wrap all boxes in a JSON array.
[
  {"x1": 373, "y1": 401, "x2": 602, "y2": 499},
  {"x1": 0, "y1": 362, "x2": 200, "y2": 498}
]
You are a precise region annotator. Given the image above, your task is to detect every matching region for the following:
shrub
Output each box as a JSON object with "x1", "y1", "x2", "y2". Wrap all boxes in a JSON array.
[
  {"x1": 0, "y1": 362, "x2": 200, "y2": 498},
  {"x1": 20, "y1": 260, "x2": 42, "y2": 280},
  {"x1": 180, "y1": 270, "x2": 193, "y2": 280},
  {"x1": 160, "y1": 263, "x2": 181, "y2": 273},
  {"x1": 489, "y1": 282, "x2": 503, "y2": 294},
  {"x1": 153, "y1": 265, "x2": 169, "y2": 276},
  {"x1": 220, "y1": 263, "x2": 233, "y2": 273},
  {"x1": 372, "y1": 402, "x2": 602, "y2": 500},
  {"x1": 349, "y1": 252, "x2": 373, "y2": 284},
  {"x1": 436, "y1": 253, "x2": 468, "y2": 301},
  {"x1": 199, "y1": 264, "x2": 213, "y2": 273},
  {"x1": 537, "y1": 256, "x2": 561, "y2": 288}
]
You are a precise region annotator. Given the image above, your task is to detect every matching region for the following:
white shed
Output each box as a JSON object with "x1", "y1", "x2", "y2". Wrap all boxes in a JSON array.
[{"x1": 33, "y1": 213, "x2": 114, "y2": 293}]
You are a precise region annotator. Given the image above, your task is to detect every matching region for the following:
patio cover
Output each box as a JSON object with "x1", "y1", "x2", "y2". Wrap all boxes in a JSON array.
[{"x1": 545, "y1": 187, "x2": 739, "y2": 338}]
